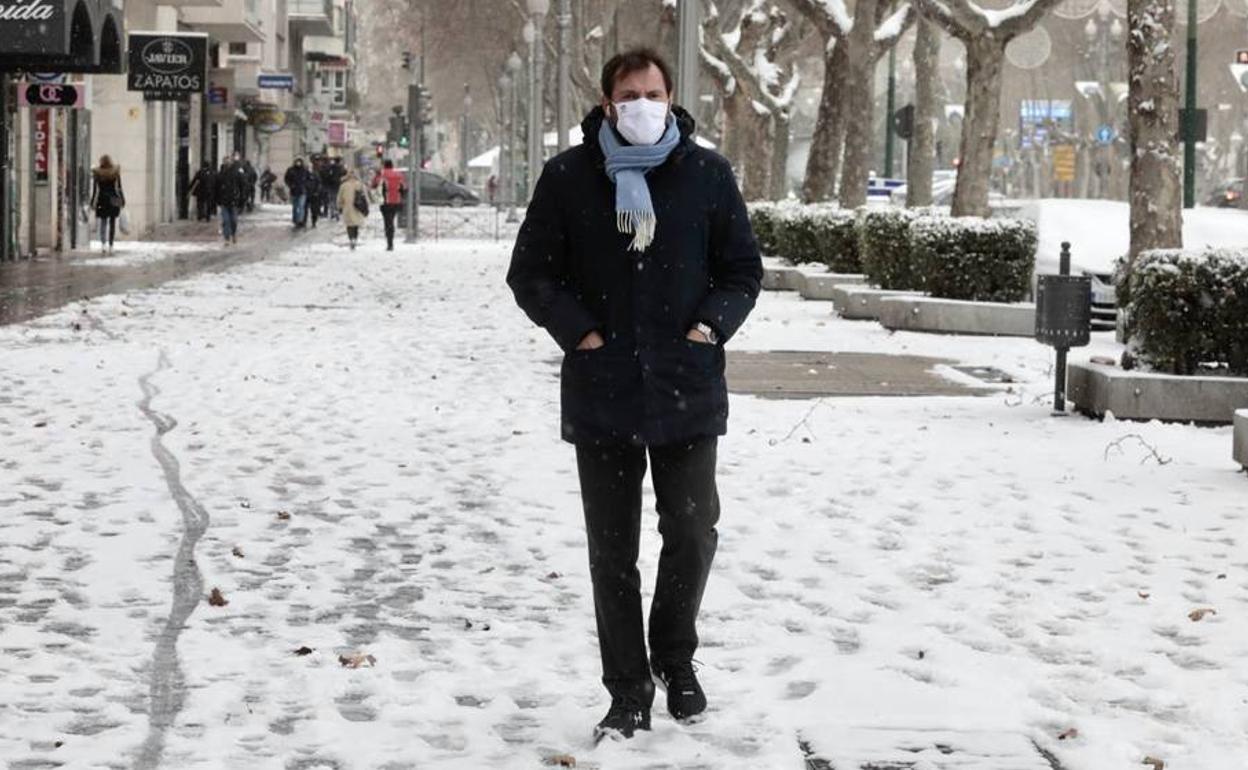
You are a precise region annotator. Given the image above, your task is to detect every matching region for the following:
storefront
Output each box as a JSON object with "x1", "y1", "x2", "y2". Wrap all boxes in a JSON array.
[{"x1": 0, "y1": 0, "x2": 125, "y2": 260}]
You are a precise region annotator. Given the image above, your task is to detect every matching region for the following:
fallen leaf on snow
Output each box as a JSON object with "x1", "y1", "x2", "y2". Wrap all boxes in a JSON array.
[
  {"x1": 208, "y1": 588, "x2": 229, "y2": 607},
  {"x1": 1216, "y1": 573, "x2": 1227, "y2": 580},
  {"x1": 338, "y1": 653, "x2": 376, "y2": 669},
  {"x1": 1188, "y1": 608, "x2": 1216, "y2": 622},
  {"x1": 231, "y1": 546, "x2": 245, "y2": 558},
  {"x1": 1058, "y1": 728, "x2": 1079, "y2": 740},
  {"x1": 1142, "y1": 756, "x2": 1165, "y2": 770},
  {"x1": 276, "y1": 510, "x2": 291, "y2": 520},
  {"x1": 544, "y1": 755, "x2": 577, "y2": 767},
  {"x1": 1137, "y1": 590, "x2": 1151, "y2": 599},
  {"x1": 293, "y1": 646, "x2": 314, "y2": 656}
]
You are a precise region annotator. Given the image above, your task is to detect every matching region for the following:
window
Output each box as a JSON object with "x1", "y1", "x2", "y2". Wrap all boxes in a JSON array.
[
  {"x1": 228, "y1": 42, "x2": 249, "y2": 56},
  {"x1": 318, "y1": 68, "x2": 348, "y2": 108}
]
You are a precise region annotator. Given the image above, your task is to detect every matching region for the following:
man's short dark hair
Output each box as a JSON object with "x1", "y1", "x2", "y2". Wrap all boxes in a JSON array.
[
  {"x1": 383, "y1": 159, "x2": 394, "y2": 169},
  {"x1": 601, "y1": 47, "x2": 674, "y2": 99}
]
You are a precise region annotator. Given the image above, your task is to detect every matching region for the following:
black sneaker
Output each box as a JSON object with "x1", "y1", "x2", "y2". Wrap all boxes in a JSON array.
[
  {"x1": 651, "y1": 659, "x2": 707, "y2": 722},
  {"x1": 593, "y1": 697, "x2": 651, "y2": 743}
]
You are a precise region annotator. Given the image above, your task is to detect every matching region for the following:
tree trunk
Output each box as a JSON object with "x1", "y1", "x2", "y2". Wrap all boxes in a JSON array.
[
  {"x1": 1126, "y1": 0, "x2": 1182, "y2": 267},
  {"x1": 721, "y1": 92, "x2": 750, "y2": 182},
  {"x1": 838, "y1": 0, "x2": 879, "y2": 209},
  {"x1": 950, "y1": 36, "x2": 1005, "y2": 218},
  {"x1": 741, "y1": 106, "x2": 773, "y2": 200},
  {"x1": 802, "y1": 43, "x2": 849, "y2": 202},
  {"x1": 769, "y1": 111, "x2": 792, "y2": 200},
  {"x1": 907, "y1": 16, "x2": 939, "y2": 208}
]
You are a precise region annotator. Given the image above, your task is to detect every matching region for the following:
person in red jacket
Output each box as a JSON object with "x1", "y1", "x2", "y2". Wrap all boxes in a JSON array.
[{"x1": 370, "y1": 160, "x2": 407, "y2": 251}]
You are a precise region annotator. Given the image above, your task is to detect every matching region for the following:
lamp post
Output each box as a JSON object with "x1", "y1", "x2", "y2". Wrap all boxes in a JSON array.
[
  {"x1": 498, "y1": 72, "x2": 511, "y2": 213},
  {"x1": 1183, "y1": 0, "x2": 1198, "y2": 208},
  {"x1": 556, "y1": 0, "x2": 571, "y2": 152},
  {"x1": 461, "y1": 84, "x2": 473, "y2": 185},
  {"x1": 525, "y1": 0, "x2": 550, "y2": 199},
  {"x1": 507, "y1": 51, "x2": 523, "y2": 222},
  {"x1": 676, "y1": 0, "x2": 700, "y2": 115}
]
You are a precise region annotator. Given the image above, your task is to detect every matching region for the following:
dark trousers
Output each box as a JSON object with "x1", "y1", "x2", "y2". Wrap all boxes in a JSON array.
[
  {"x1": 381, "y1": 204, "x2": 399, "y2": 248},
  {"x1": 574, "y1": 437, "x2": 720, "y2": 702},
  {"x1": 195, "y1": 195, "x2": 211, "y2": 221}
]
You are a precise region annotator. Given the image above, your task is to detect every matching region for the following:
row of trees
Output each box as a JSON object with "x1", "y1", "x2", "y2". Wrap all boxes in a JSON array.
[{"x1": 701, "y1": 0, "x2": 1182, "y2": 261}]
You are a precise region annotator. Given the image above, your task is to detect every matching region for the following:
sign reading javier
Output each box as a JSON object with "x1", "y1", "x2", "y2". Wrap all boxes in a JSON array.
[
  {"x1": 127, "y1": 32, "x2": 208, "y2": 99},
  {"x1": 1, "y1": 0, "x2": 65, "y2": 54}
]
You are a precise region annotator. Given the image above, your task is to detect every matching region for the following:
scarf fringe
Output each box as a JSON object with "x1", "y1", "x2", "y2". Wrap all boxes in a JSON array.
[{"x1": 617, "y1": 209, "x2": 657, "y2": 252}]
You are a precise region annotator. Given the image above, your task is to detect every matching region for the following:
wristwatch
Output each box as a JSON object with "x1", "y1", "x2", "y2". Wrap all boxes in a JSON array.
[{"x1": 694, "y1": 322, "x2": 719, "y2": 345}]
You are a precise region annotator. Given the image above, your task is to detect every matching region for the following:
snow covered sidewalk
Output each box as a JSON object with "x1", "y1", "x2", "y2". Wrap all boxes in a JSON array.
[{"x1": 0, "y1": 232, "x2": 1244, "y2": 769}]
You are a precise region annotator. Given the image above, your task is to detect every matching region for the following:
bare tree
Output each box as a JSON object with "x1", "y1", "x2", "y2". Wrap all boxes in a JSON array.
[
  {"x1": 1126, "y1": 0, "x2": 1182, "y2": 264},
  {"x1": 906, "y1": 16, "x2": 940, "y2": 207},
  {"x1": 838, "y1": 0, "x2": 914, "y2": 209},
  {"x1": 790, "y1": 0, "x2": 912, "y2": 205},
  {"x1": 912, "y1": 0, "x2": 1064, "y2": 217},
  {"x1": 701, "y1": 0, "x2": 803, "y2": 200}
]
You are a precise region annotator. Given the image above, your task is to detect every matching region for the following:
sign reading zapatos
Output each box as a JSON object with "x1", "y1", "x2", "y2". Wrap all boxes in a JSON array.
[{"x1": 127, "y1": 32, "x2": 208, "y2": 99}]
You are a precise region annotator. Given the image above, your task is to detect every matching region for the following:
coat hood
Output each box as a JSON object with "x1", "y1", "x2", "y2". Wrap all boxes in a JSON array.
[
  {"x1": 579, "y1": 104, "x2": 697, "y2": 160},
  {"x1": 93, "y1": 165, "x2": 120, "y2": 181}
]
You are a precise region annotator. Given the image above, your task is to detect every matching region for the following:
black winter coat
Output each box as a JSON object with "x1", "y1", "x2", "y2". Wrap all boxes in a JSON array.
[
  {"x1": 507, "y1": 106, "x2": 762, "y2": 447},
  {"x1": 213, "y1": 163, "x2": 249, "y2": 208},
  {"x1": 284, "y1": 165, "x2": 310, "y2": 195}
]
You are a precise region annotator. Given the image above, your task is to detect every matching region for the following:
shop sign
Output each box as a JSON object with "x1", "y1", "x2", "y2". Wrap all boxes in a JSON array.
[
  {"x1": 257, "y1": 73, "x2": 294, "y2": 90},
  {"x1": 34, "y1": 108, "x2": 49, "y2": 183},
  {"x1": 1, "y1": 0, "x2": 65, "y2": 55},
  {"x1": 19, "y1": 82, "x2": 85, "y2": 109},
  {"x1": 328, "y1": 120, "x2": 347, "y2": 146},
  {"x1": 251, "y1": 108, "x2": 288, "y2": 134},
  {"x1": 127, "y1": 32, "x2": 208, "y2": 98}
]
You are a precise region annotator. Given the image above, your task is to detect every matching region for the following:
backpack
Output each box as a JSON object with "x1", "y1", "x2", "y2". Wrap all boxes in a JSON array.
[{"x1": 353, "y1": 188, "x2": 369, "y2": 216}]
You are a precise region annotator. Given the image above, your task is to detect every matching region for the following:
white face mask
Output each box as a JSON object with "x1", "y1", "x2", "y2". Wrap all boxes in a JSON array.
[{"x1": 612, "y1": 98, "x2": 670, "y2": 146}]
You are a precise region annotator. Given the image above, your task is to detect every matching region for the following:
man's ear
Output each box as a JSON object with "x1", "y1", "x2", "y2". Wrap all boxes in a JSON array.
[{"x1": 602, "y1": 100, "x2": 615, "y2": 123}]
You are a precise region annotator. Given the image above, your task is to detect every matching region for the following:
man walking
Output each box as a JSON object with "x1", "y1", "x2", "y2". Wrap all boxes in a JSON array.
[
  {"x1": 371, "y1": 159, "x2": 405, "y2": 251},
  {"x1": 284, "y1": 157, "x2": 310, "y2": 228},
  {"x1": 215, "y1": 155, "x2": 248, "y2": 245},
  {"x1": 188, "y1": 161, "x2": 216, "y2": 222},
  {"x1": 506, "y1": 48, "x2": 761, "y2": 742}
]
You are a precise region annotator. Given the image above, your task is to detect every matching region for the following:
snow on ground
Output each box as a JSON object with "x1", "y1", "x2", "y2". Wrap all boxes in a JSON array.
[
  {"x1": 1025, "y1": 198, "x2": 1248, "y2": 276},
  {"x1": 1, "y1": 227, "x2": 1245, "y2": 769},
  {"x1": 79, "y1": 240, "x2": 210, "y2": 268}
]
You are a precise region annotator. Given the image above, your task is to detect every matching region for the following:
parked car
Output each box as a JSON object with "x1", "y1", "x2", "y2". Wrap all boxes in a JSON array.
[
  {"x1": 419, "y1": 171, "x2": 479, "y2": 207},
  {"x1": 1204, "y1": 178, "x2": 1243, "y2": 208}
]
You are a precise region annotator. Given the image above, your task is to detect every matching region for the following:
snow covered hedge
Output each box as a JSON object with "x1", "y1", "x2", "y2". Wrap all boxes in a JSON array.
[
  {"x1": 748, "y1": 201, "x2": 861, "y2": 272},
  {"x1": 1124, "y1": 248, "x2": 1248, "y2": 376},
  {"x1": 909, "y1": 216, "x2": 1037, "y2": 303},
  {"x1": 856, "y1": 208, "x2": 921, "y2": 290}
]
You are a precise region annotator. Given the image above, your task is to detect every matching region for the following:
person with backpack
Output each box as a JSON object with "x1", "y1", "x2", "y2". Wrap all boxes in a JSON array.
[
  {"x1": 336, "y1": 168, "x2": 369, "y2": 250},
  {"x1": 259, "y1": 168, "x2": 277, "y2": 203},
  {"x1": 370, "y1": 159, "x2": 406, "y2": 251},
  {"x1": 90, "y1": 155, "x2": 125, "y2": 254}
]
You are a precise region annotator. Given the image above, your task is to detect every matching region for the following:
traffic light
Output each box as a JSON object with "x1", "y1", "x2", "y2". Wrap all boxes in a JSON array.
[
  {"x1": 893, "y1": 104, "x2": 915, "y2": 140},
  {"x1": 387, "y1": 114, "x2": 406, "y2": 145},
  {"x1": 415, "y1": 85, "x2": 432, "y2": 126},
  {"x1": 401, "y1": 51, "x2": 412, "y2": 70}
]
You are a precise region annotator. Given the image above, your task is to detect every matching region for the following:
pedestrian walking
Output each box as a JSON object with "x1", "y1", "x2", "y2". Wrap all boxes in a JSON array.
[
  {"x1": 259, "y1": 168, "x2": 277, "y2": 203},
  {"x1": 89, "y1": 155, "x2": 125, "y2": 254},
  {"x1": 188, "y1": 161, "x2": 216, "y2": 222},
  {"x1": 337, "y1": 169, "x2": 368, "y2": 250},
  {"x1": 284, "y1": 158, "x2": 310, "y2": 228},
  {"x1": 506, "y1": 48, "x2": 762, "y2": 744},
  {"x1": 242, "y1": 159, "x2": 258, "y2": 212},
  {"x1": 486, "y1": 173, "x2": 499, "y2": 206},
  {"x1": 305, "y1": 170, "x2": 323, "y2": 229},
  {"x1": 323, "y1": 157, "x2": 345, "y2": 220},
  {"x1": 215, "y1": 156, "x2": 248, "y2": 245},
  {"x1": 371, "y1": 159, "x2": 406, "y2": 251}
]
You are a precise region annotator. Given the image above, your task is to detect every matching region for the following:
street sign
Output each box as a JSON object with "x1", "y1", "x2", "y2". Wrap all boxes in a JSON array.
[
  {"x1": 18, "y1": 82, "x2": 85, "y2": 108},
  {"x1": 1095, "y1": 124, "x2": 1114, "y2": 145},
  {"x1": 257, "y1": 73, "x2": 294, "y2": 90},
  {"x1": 1178, "y1": 108, "x2": 1208, "y2": 143}
]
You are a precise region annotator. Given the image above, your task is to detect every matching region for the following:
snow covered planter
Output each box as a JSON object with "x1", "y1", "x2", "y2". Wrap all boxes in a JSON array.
[
  {"x1": 1123, "y1": 248, "x2": 1248, "y2": 376},
  {"x1": 750, "y1": 202, "x2": 861, "y2": 272},
  {"x1": 856, "y1": 207, "x2": 922, "y2": 290},
  {"x1": 909, "y1": 216, "x2": 1036, "y2": 302}
]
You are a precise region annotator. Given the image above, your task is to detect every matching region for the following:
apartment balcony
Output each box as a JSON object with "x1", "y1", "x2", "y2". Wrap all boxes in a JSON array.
[
  {"x1": 160, "y1": 0, "x2": 224, "y2": 9},
  {"x1": 304, "y1": 34, "x2": 346, "y2": 60},
  {"x1": 289, "y1": 0, "x2": 334, "y2": 38},
  {"x1": 182, "y1": 0, "x2": 265, "y2": 43}
]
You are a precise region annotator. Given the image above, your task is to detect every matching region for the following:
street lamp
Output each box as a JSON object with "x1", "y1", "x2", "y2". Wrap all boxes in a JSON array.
[
  {"x1": 525, "y1": 0, "x2": 549, "y2": 199},
  {"x1": 556, "y1": 0, "x2": 571, "y2": 153},
  {"x1": 461, "y1": 84, "x2": 473, "y2": 185},
  {"x1": 507, "y1": 51, "x2": 523, "y2": 222},
  {"x1": 498, "y1": 72, "x2": 511, "y2": 214}
]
